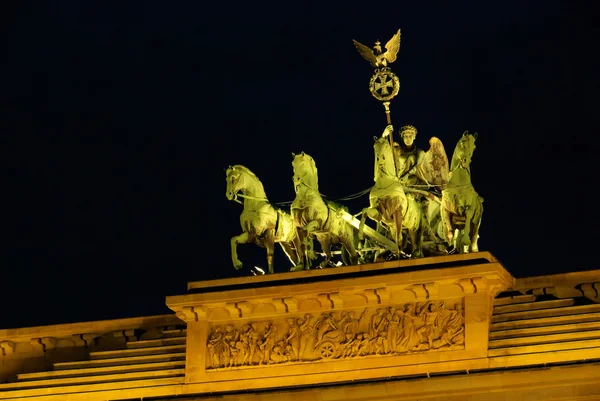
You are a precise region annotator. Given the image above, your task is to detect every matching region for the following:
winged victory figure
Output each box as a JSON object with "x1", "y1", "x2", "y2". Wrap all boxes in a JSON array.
[
  {"x1": 415, "y1": 137, "x2": 450, "y2": 190},
  {"x1": 391, "y1": 125, "x2": 449, "y2": 191},
  {"x1": 353, "y1": 29, "x2": 401, "y2": 69}
]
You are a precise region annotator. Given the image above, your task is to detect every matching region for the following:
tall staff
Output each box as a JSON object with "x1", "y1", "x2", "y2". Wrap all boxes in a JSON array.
[{"x1": 353, "y1": 29, "x2": 402, "y2": 171}]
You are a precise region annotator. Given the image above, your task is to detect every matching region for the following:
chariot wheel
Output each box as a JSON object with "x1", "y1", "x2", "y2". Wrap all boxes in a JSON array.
[{"x1": 318, "y1": 341, "x2": 336, "y2": 359}]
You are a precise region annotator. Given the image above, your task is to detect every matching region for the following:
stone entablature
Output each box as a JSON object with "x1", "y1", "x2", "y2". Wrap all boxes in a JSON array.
[
  {"x1": 167, "y1": 252, "x2": 512, "y2": 389},
  {"x1": 1, "y1": 253, "x2": 599, "y2": 400},
  {"x1": 0, "y1": 314, "x2": 182, "y2": 385}
]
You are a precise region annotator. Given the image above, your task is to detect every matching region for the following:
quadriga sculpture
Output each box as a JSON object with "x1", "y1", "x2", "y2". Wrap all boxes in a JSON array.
[
  {"x1": 291, "y1": 152, "x2": 359, "y2": 268},
  {"x1": 225, "y1": 165, "x2": 304, "y2": 273},
  {"x1": 359, "y1": 126, "x2": 426, "y2": 258},
  {"x1": 441, "y1": 131, "x2": 483, "y2": 253}
]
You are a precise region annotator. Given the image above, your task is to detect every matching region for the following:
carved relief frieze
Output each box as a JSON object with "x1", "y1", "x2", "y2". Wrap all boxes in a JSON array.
[{"x1": 205, "y1": 299, "x2": 464, "y2": 369}]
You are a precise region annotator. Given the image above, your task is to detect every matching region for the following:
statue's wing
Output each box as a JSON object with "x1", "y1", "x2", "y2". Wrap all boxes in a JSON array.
[
  {"x1": 416, "y1": 137, "x2": 449, "y2": 189},
  {"x1": 352, "y1": 39, "x2": 378, "y2": 67},
  {"x1": 383, "y1": 29, "x2": 401, "y2": 64}
]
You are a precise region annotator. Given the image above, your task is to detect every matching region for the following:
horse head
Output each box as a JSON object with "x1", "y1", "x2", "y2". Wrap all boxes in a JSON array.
[
  {"x1": 373, "y1": 135, "x2": 397, "y2": 179},
  {"x1": 225, "y1": 165, "x2": 264, "y2": 201},
  {"x1": 292, "y1": 151, "x2": 318, "y2": 190},
  {"x1": 225, "y1": 165, "x2": 242, "y2": 201},
  {"x1": 451, "y1": 131, "x2": 477, "y2": 171}
]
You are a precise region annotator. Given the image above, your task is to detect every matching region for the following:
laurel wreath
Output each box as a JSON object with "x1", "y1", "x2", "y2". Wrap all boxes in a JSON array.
[{"x1": 369, "y1": 69, "x2": 400, "y2": 102}]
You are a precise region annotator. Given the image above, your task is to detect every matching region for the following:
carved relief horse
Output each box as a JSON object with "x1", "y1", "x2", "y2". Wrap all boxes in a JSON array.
[
  {"x1": 291, "y1": 152, "x2": 359, "y2": 268},
  {"x1": 226, "y1": 165, "x2": 304, "y2": 273},
  {"x1": 359, "y1": 134, "x2": 426, "y2": 257},
  {"x1": 441, "y1": 132, "x2": 483, "y2": 253}
]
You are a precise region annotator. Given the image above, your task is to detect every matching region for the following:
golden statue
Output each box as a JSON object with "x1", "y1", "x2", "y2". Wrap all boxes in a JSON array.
[
  {"x1": 353, "y1": 29, "x2": 401, "y2": 69},
  {"x1": 353, "y1": 29, "x2": 402, "y2": 126}
]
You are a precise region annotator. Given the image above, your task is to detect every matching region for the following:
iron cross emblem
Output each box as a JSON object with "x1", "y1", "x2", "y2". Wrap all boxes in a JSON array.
[{"x1": 369, "y1": 69, "x2": 400, "y2": 102}]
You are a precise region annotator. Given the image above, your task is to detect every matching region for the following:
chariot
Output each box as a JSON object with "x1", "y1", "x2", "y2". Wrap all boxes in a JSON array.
[{"x1": 315, "y1": 330, "x2": 347, "y2": 360}]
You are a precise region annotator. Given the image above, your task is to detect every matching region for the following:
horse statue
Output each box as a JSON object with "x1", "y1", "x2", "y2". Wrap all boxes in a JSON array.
[
  {"x1": 358, "y1": 127, "x2": 426, "y2": 258},
  {"x1": 291, "y1": 152, "x2": 359, "y2": 268},
  {"x1": 225, "y1": 165, "x2": 304, "y2": 273},
  {"x1": 440, "y1": 131, "x2": 483, "y2": 253}
]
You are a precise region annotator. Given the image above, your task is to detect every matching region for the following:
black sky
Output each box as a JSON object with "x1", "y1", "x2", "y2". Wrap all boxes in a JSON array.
[{"x1": 2, "y1": 1, "x2": 599, "y2": 329}]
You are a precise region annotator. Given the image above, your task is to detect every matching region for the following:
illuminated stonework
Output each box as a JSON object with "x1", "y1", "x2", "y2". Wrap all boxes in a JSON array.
[{"x1": 0, "y1": 253, "x2": 599, "y2": 401}]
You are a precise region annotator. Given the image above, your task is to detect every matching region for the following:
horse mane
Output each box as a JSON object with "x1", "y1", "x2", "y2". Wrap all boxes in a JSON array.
[
  {"x1": 230, "y1": 164, "x2": 267, "y2": 197},
  {"x1": 231, "y1": 164, "x2": 258, "y2": 179},
  {"x1": 450, "y1": 143, "x2": 462, "y2": 172}
]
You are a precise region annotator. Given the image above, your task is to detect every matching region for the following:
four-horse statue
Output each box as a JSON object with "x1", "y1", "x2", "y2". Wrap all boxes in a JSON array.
[
  {"x1": 225, "y1": 129, "x2": 484, "y2": 273},
  {"x1": 358, "y1": 128, "x2": 426, "y2": 258},
  {"x1": 441, "y1": 131, "x2": 483, "y2": 253},
  {"x1": 291, "y1": 152, "x2": 359, "y2": 268},
  {"x1": 225, "y1": 165, "x2": 304, "y2": 273}
]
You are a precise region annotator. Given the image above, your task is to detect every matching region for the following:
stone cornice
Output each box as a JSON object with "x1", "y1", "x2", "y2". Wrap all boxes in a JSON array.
[
  {"x1": 185, "y1": 252, "x2": 499, "y2": 292},
  {"x1": 0, "y1": 314, "x2": 180, "y2": 343},
  {"x1": 167, "y1": 261, "x2": 513, "y2": 321},
  {"x1": 514, "y1": 270, "x2": 600, "y2": 302}
]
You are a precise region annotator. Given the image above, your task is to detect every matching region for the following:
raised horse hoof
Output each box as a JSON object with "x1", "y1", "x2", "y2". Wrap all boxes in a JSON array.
[
  {"x1": 233, "y1": 261, "x2": 243, "y2": 271},
  {"x1": 289, "y1": 264, "x2": 305, "y2": 272}
]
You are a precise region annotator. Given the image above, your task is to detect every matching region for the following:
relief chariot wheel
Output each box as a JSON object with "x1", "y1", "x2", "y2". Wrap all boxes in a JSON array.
[{"x1": 318, "y1": 340, "x2": 337, "y2": 359}]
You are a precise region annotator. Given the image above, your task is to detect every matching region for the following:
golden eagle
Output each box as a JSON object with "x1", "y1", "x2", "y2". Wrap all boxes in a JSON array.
[{"x1": 353, "y1": 29, "x2": 401, "y2": 68}]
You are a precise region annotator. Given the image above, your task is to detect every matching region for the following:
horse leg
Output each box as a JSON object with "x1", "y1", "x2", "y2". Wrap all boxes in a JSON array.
[
  {"x1": 264, "y1": 229, "x2": 275, "y2": 274},
  {"x1": 303, "y1": 220, "x2": 322, "y2": 268},
  {"x1": 307, "y1": 237, "x2": 318, "y2": 265},
  {"x1": 414, "y1": 215, "x2": 426, "y2": 258},
  {"x1": 341, "y1": 224, "x2": 359, "y2": 266},
  {"x1": 400, "y1": 228, "x2": 409, "y2": 254},
  {"x1": 441, "y1": 207, "x2": 454, "y2": 247},
  {"x1": 296, "y1": 229, "x2": 312, "y2": 269},
  {"x1": 341, "y1": 246, "x2": 350, "y2": 266},
  {"x1": 359, "y1": 207, "x2": 379, "y2": 240},
  {"x1": 461, "y1": 208, "x2": 475, "y2": 253},
  {"x1": 470, "y1": 221, "x2": 480, "y2": 252},
  {"x1": 283, "y1": 234, "x2": 304, "y2": 271},
  {"x1": 231, "y1": 232, "x2": 253, "y2": 271},
  {"x1": 318, "y1": 236, "x2": 332, "y2": 268},
  {"x1": 360, "y1": 207, "x2": 381, "y2": 262},
  {"x1": 392, "y1": 209, "x2": 403, "y2": 256},
  {"x1": 409, "y1": 227, "x2": 424, "y2": 258},
  {"x1": 359, "y1": 208, "x2": 368, "y2": 241},
  {"x1": 471, "y1": 201, "x2": 483, "y2": 252},
  {"x1": 369, "y1": 222, "x2": 383, "y2": 262}
]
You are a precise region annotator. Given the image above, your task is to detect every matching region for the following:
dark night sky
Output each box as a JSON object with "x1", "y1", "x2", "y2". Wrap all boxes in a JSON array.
[{"x1": 2, "y1": 1, "x2": 598, "y2": 329}]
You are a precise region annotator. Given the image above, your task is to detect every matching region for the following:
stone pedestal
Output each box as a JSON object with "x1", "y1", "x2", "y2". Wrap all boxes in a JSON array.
[{"x1": 166, "y1": 252, "x2": 513, "y2": 392}]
